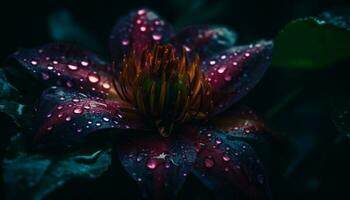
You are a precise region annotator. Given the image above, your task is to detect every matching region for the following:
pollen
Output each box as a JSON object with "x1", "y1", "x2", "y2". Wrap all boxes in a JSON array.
[{"x1": 114, "y1": 44, "x2": 213, "y2": 136}]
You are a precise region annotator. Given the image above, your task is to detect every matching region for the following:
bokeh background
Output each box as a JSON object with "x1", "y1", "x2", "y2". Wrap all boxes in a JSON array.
[{"x1": 1, "y1": 0, "x2": 350, "y2": 199}]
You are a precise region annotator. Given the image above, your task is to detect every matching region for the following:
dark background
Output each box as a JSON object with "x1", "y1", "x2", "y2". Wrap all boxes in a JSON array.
[{"x1": 1, "y1": 0, "x2": 350, "y2": 199}]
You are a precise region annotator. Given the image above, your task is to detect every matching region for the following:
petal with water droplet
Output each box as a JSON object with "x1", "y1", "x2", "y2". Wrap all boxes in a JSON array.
[
  {"x1": 109, "y1": 8, "x2": 174, "y2": 71},
  {"x1": 33, "y1": 87, "x2": 146, "y2": 148},
  {"x1": 192, "y1": 130, "x2": 271, "y2": 199},
  {"x1": 209, "y1": 106, "x2": 277, "y2": 141},
  {"x1": 202, "y1": 41, "x2": 273, "y2": 115},
  {"x1": 12, "y1": 43, "x2": 116, "y2": 98},
  {"x1": 118, "y1": 133, "x2": 196, "y2": 200},
  {"x1": 171, "y1": 25, "x2": 237, "y2": 60}
]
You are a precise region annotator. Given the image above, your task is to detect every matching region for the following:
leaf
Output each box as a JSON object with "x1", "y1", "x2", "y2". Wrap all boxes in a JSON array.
[
  {"x1": 2, "y1": 133, "x2": 112, "y2": 200},
  {"x1": 272, "y1": 11, "x2": 350, "y2": 69},
  {"x1": 48, "y1": 10, "x2": 102, "y2": 52},
  {"x1": 0, "y1": 69, "x2": 21, "y2": 100},
  {"x1": 0, "y1": 100, "x2": 26, "y2": 127}
]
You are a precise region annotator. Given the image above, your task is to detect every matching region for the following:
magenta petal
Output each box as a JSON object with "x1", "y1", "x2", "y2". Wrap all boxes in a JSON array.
[
  {"x1": 118, "y1": 134, "x2": 196, "y2": 200},
  {"x1": 203, "y1": 41, "x2": 273, "y2": 114},
  {"x1": 33, "y1": 87, "x2": 146, "y2": 148},
  {"x1": 193, "y1": 130, "x2": 271, "y2": 199},
  {"x1": 171, "y1": 25, "x2": 236, "y2": 60},
  {"x1": 109, "y1": 8, "x2": 174, "y2": 68},
  {"x1": 13, "y1": 43, "x2": 116, "y2": 98}
]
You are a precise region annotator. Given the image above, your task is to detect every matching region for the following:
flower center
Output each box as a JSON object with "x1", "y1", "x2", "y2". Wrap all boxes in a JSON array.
[{"x1": 114, "y1": 44, "x2": 213, "y2": 136}]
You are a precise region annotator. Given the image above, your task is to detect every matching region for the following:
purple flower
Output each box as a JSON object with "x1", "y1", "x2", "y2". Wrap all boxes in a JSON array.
[{"x1": 13, "y1": 8, "x2": 273, "y2": 200}]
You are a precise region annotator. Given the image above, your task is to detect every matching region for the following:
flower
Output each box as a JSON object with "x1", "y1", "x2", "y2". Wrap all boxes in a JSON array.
[{"x1": 12, "y1": 8, "x2": 273, "y2": 200}]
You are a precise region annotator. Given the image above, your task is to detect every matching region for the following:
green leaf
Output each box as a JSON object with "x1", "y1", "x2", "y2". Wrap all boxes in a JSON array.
[
  {"x1": 3, "y1": 133, "x2": 112, "y2": 200},
  {"x1": 0, "y1": 69, "x2": 21, "y2": 100},
  {"x1": 272, "y1": 12, "x2": 350, "y2": 69},
  {"x1": 0, "y1": 100, "x2": 26, "y2": 127}
]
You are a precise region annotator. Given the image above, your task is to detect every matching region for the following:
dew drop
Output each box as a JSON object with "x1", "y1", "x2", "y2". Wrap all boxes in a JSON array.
[
  {"x1": 67, "y1": 64, "x2": 78, "y2": 71},
  {"x1": 72, "y1": 98, "x2": 80, "y2": 103},
  {"x1": 102, "y1": 82, "x2": 111, "y2": 89},
  {"x1": 121, "y1": 39, "x2": 129, "y2": 46},
  {"x1": 31, "y1": 60, "x2": 38, "y2": 65},
  {"x1": 65, "y1": 116, "x2": 71, "y2": 121},
  {"x1": 88, "y1": 73, "x2": 100, "y2": 83},
  {"x1": 137, "y1": 9, "x2": 146, "y2": 15},
  {"x1": 57, "y1": 105, "x2": 63, "y2": 110},
  {"x1": 232, "y1": 62, "x2": 238, "y2": 66},
  {"x1": 218, "y1": 66, "x2": 226, "y2": 73},
  {"x1": 140, "y1": 26, "x2": 147, "y2": 32},
  {"x1": 103, "y1": 117, "x2": 110, "y2": 122},
  {"x1": 81, "y1": 61, "x2": 89, "y2": 66},
  {"x1": 204, "y1": 157, "x2": 215, "y2": 168},
  {"x1": 209, "y1": 60, "x2": 216, "y2": 65},
  {"x1": 215, "y1": 140, "x2": 222, "y2": 145},
  {"x1": 41, "y1": 73, "x2": 50, "y2": 80},
  {"x1": 73, "y1": 107, "x2": 83, "y2": 114},
  {"x1": 222, "y1": 155, "x2": 231, "y2": 162},
  {"x1": 47, "y1": 66, "x2": 54, "y2": 70},
  {"x1": 245, "y1": 53, "x2": 250, "y2": 57},
  {"x1": 146, "y1": 159, "x2": 157, "y2": 170},
  {"x1": 76, "y1": 128, "x2": 82, "y2": 133},
  {"x1": 152, "y1": 33, "x2": 162, "y2": 40}
]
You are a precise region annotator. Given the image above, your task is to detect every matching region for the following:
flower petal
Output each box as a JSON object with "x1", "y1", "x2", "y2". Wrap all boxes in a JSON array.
[
  {"x1": 109, "y1": 8, "x2": 174, "y2": 68},
  {"x1": 118, "y1": 133, "x2": 196, "y2": 200},
  {"x1": 203, "y1": 41, "x2": 273, "y2": 115},
  {"x1": 33, "y1": 87, "x2": 146, "y2": 148},
  {"x1": 192, "y1": 130, "x2": 271, "y2": 199},
  {"x1": 209, "y1": 106, "x2": 273, "y2": 141},
  {"x1": 171, "y1": 25, "x2": 237, "y2": 59},
  {"x1": 13, "y1": 43, "x2": 116, "y2": 98}
]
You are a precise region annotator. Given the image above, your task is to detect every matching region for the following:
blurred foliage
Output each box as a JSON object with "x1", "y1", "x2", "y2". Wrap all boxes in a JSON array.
[{"x1": 272, "y1": 11, "x2": 350, "y2": 69}]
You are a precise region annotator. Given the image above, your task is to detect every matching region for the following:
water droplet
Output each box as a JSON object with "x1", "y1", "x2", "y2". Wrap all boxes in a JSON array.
[
  {"x1": 88, "y1": 73, "x2": 100, "y2": 83},
  {"x1": 57, "y1": 105, "x2": 63, "y2": 110},
  {"x1": 209, "y1": 60, "x2": 216, "y2": 65},
  {"x1": 65, "y1": 116, "x2": 71, "y2": 121},
  {"x1": 31, "y1": 60, "x2": 38, "y2": 65},
  {"x1": 47, "y1": 126, "x2": 53, "y2": 131},
  {"x1": 102, "y1": 82, "x2": 111, "y2": 89},
  {"x1": 137, "y1": 177, "x2": 142, "y2": 182},
  {"x1": 152, "y1": 33, "x2": 162, "y2": 40},
  {"x1": 136, "y1": 19, "x2": 142, "y2": 24},
  {"x1": 53, "y1": 60, "x2": 58, "y2": 65},
  {"x1": 204, "y1": 157, "x2": 215, "y2": 168},
  {"x1": 224, "y1": 167, "x2": 230, "y2": 172},
  {"x1": 96, "y1": 122, "x2": 101, "y2": 126},
  {"x1": 140, "y1": 26, "x2": 147, "y2": 32},
  {"x1": 76, "y1": 128, "x2": 82, "y2": 133},
  {"x1": 146, "y1": 159, "x2": 158, "y2": 170},
  {"x1": 103, "y1": 117, "x2": 110, "y2": 122},
  {"x1": 73, "y1": 107, "x2": 83, "y2": 114},
  {"x1": 121, "y1": 39, "x2": 129, "y2": 46},
  {"x1": 215, "y1": 140, "x2": 222, "y2": 145},
  {"x1": 72, "y1": 98, "x2": 80, "y2": 103},
  {"x1": 220, "y1": 55, "x2": 227, "y2": 60},
  {"x1": 67, "y1": 64, "x2": 78, "y2": 71},
  {"x1": 222, "y1": 155, "x2": 231, "y2": 161},
  {"x1": 232, "y1": 62, "x2": 238, "y2": 66},
  {"x1": 245, "y1": 53, "x2": 250, "y2": 57},
  {"x1": 81, "y1": 61, "x2": 89, "y2": 66},
  {"x1": 137, "y1": 9, "x2": 146, "y2": 15},
  {"x1": 47, "y1": 114, "x2": 52, "y2": 118},
  {"x1": 47, "y1": 66, "x2": 54, "y2": 70},
  {"x1": 218, "y1": 66, "x2": 226, "y2": 73}
]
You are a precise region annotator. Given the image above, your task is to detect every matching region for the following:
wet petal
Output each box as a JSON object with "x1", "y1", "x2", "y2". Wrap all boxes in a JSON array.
[
  {"x1": 13, "y1": 43, "x2": 116, "y2": 98},
  {"x1": 118, "y1": 134, "x2": 196, "y2": 200},
  {"x1": 203, "y1": 41, "x2": 273, "y2": 115},
  {"x1": 193, "y1": 130, "x2": 271, "y2": 199},
  {"x1": 33, "y1": 87, "x2": 146, "y2": 148},
  {"x1": 109, "y1": 8, "x2": 174, "y2": 68},
  {"x1": 171, "y1": 25, "x2": 237, "y2": 59},
  {"x1": 209, "y1": 106, "x2": 273, "y2": 140}
]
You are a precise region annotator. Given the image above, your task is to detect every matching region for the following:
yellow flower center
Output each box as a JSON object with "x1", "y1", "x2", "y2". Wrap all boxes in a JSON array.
[{"x1": 114, "y1": 44, "x2": 213, "y2": 136}]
